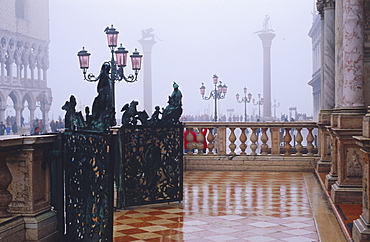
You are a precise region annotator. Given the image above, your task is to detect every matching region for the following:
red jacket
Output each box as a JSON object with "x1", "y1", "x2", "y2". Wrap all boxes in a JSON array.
[{"x1": 184, "y1": 129, "x2": 197, "y2": 149}]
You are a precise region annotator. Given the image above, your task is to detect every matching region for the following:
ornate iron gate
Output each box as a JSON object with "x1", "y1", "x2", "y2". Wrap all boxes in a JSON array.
[
  {"x1": 61, "y1": 131, "x2": 114, "y2": 241},
  {"x1": 116, "y1": 124, "x2": 183, "y2": 208}
]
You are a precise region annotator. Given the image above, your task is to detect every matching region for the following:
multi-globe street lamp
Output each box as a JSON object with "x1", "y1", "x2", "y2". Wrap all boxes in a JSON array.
[
  {"x1": 236, "y1": 87, "x2": 252, "y2": 122},
  {"x1": 253, "y1": 94, "x2": 264, "y2": 121},
  {"x1": 77, "y1": 24, "x2": 143, "y2": 125},
  {"x1": 200, "y1": 74, "x2": 228, "y2": 122}
]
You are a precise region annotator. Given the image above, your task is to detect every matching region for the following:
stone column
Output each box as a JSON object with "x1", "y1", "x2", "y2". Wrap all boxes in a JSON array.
[
  {"x1": 138, "y1": 36, "x2": 157, "y2": 115},
  {"x1": 316, "y1": 0, "x2": 335, "y2": 173},
  {"x1": 322, "y1": 0, "x2": 336, "y2": 110},
  {"x1": 258, "y1": 31, "x2": 275, "y2": 121},
  {"x1": 351, "y1": 1, "x2": 370, "y2": 240},
  {"x1": 330, "y1": 0, "x2": 366, "y2": 204},
  {"x1": 0, "y1": 56, "x2": 5, "y2": 84},
  {"x1": 353, "y1": 108, "x2": 370, "y2": 241}
]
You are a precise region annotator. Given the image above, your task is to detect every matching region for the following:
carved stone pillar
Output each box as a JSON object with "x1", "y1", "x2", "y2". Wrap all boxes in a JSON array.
[{"x1": 0, "y1": 153, "x2": 12, "y2": 218}]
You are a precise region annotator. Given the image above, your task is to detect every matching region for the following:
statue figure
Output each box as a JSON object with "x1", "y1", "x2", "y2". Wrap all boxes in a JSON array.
[
  {"x1": 140, "y1": 28, "x2": 162, "y2": 41},
  {"x1": 148, "y1": 106, "x2": 163, "y2": 125},
  {"x1": 162, "y1": 82, "x2": 183, "y2": 124},
  {"x1": 62, "y1": 95, "x2": 85, "y2": 130},
  {"x1": 121, "y1": 100, "x2": 149, "y2": 125},
  {"x1": 91, "y1": 62, "x2": 115, "y2": 130},
  {"x1": 263, "y1": 15, "x2": 270, "y2": 29}
]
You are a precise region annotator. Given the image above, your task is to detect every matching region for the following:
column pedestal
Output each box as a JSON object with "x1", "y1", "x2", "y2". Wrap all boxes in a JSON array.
[
  {"x1": 317, "y1": 110, "x2": 333, "y2": 174},
  {"x1": 329, "y1": 108, "x2": 366, "y2": 204}
]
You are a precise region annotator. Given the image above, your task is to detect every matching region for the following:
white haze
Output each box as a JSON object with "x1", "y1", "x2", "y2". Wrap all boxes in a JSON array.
[{"x1": 48, "y1": 0, "x2": 315, "y2": 121}]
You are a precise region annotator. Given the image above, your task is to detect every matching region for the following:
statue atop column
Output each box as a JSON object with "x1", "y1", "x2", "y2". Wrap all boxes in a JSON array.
[{"x1": 254, "y1": 15, "x2": 274, "y2": 34}]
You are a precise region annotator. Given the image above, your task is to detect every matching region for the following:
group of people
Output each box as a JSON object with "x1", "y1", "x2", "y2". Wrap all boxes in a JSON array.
[{"x1": 0, "y1": 121, "x2": 18, "y2": 135}]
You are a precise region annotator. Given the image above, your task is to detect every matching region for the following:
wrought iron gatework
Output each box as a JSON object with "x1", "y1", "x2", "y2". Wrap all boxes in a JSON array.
[
  {"x1": 117, "y1": 124, "x2": 183, "y2": 208},
  {"x1": 62, "y1": 131, "x2": 114, "y2": 241}
]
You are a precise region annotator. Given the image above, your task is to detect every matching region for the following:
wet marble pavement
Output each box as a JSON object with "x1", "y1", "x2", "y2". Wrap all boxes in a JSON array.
[{"x1": 113, "y1": 171, "x2": 345, "y2": 241}]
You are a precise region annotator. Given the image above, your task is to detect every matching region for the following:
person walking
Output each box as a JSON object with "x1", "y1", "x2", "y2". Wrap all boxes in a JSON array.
[
  {"x1": 12, "y1": 122, "x2": 18, "y2": 134},
  {"x1": 0, "y1": 121, "x2": 5, "y2": 135}
]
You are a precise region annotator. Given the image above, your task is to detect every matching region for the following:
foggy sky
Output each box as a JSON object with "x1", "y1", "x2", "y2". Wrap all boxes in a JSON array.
[{"x1": 48, "y1": 0, "x2": 315, "y2": 121}]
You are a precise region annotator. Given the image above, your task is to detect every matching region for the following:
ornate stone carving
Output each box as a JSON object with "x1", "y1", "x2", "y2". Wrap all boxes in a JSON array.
[{"x1": 347, "y1": 148, "x2": 363, "y2": 177}]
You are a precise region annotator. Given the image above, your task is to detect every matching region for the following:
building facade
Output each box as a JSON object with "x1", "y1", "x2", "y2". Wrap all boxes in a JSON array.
[
  {"x1": 0, "y1": 0, "x2": 52, "y2": 132},
  {"x1": 308, "y1": 13, "x2": 321, "y2": 121}
]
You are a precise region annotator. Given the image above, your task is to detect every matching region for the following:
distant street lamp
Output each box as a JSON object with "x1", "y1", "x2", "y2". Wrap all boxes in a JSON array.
[
  {"x1": 200, "y1": 74, "x2": 228, "y2": 122},
  {"x1": 77, "y1": 24, "x2": 143, "y2": 125},
  {"x1": 272, "y1": 99, "x2": 280, "y2": 120},
  {"x1": 253, "y1": 94, "x2": 264, "y2": 121},
  {"x1": 236, "y1": 87, "x2": 252, "y2": 122}
]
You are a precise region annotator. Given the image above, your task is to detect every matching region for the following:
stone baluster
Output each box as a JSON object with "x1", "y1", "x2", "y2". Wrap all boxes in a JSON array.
[
  {"x1": 206, "y1": 128, "x2": 215, "y2": 155},
  {"x1": 261, "y1": 128, "x2": 269, "y2": 155},
  {"x1": 306, "y1": 127, "x2": 314, "y2": 156},
  {"x1": 196, "y1": 127, "x2": 204, "y2": 155},
  {"x1": 186, "y1": 129, "x2": 195, "y2": 155},
  {"x1": 250, "y1": 128, "x2": 258, "y2": 156},
  {"x1": 295, "y1": 128, "x2": 303, "y2": 156},
  {"x1": 228, "y1": 128, "x2": 236, "y2": 155},
  {"x1": 0, "y1": 153, "x2": 12, "y2": 218},
  {"x1": 284, "y1": 128, "x2": 292, "y2": 155},
  {"x1": 239, "y1": 128, "x2": 247, "y2": 155}
]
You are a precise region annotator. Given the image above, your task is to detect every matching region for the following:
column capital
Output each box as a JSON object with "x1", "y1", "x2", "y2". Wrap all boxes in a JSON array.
[
  {"x1": 316, "y1": 0, "x2": 325, "y2": 16},
  {"x1": 324, "y1": 0, "x2": 335, "y2": 9}
]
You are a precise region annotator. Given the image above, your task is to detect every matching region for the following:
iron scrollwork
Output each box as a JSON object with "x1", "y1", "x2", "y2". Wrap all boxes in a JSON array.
[
  {"x1": 63, "y1": 131, "x2": 113, "y2": 241},
  {"x1": 119, "y1": 124, "x2": 183, "y2": 207}
]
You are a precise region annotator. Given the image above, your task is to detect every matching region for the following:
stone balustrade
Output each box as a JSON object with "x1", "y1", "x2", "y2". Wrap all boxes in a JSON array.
[
  {"x1": 184, "y1": 121, "x2": 318, "y2": 156},
  {"x1": 183, "y1": 122, "x2": 319, "y2": 171}
]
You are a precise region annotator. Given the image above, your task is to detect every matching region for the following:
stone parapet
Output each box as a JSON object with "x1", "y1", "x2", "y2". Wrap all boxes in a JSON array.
[{"x1": 0, "y1": 134, "x2": 58, "y2": 242}]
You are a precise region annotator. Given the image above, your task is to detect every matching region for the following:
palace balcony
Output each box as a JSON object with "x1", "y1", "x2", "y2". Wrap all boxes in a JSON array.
[{"x1": 0, "y1": 121, "x2": 355, "y2": 241}]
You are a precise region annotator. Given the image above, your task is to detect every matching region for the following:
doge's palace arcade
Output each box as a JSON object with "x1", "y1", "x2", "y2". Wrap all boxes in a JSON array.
[{"x1": 0, "y1": 0, "x2": 52, "y2": 132}]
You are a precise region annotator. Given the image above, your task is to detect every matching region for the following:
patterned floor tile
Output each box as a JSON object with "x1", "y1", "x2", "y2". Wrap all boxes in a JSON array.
[{"x1": 113, "y1": 171, "x2": 325, "y2": 241}]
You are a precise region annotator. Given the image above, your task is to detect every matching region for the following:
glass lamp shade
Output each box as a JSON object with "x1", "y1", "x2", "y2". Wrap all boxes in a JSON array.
[
  {"x1": 105, "y1": 25, "x2": 119, "y2": 48},
  {"x1": 261, "y1": 98, "x2": 264, "y2": 103},
  {"x1": 236, "y1": 93, "x2": 240, "y2": 100},
  {"x1": 222, "y1": 84, "x2": 228, "y2": 93},
  {"x1": 248, "y1": 93, "x2": 252, "y2": 100},
  {"x1": 77, "y1": 47, "x2": 91, "y2": 69},
  {"x1": 115, "y1": 44, "x2": 128, "y2": 67},
  {"x1": 217, "y1": 84, "x2": 223, "y2": 93},
  {"x1": 213, "y1": 74, "x2": 218, "y2": 84},
  {"x1": 200, "y1": 83, "x2": 206, "y2": 96},
  {"x1": 243, "y1": 87, "x2": 247, "y2": 94},
  {"x1": 130, "y1": 48, "x2": 143, "y2": 71}
]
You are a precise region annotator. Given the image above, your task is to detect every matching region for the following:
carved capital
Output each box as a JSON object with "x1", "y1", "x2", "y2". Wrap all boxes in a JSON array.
[
  {"x1": 316, "y1": 0, "x2": 325, "y2": 16},
  {"x1": 324, "y1": 0, "x2": 335, "y2": 8}
]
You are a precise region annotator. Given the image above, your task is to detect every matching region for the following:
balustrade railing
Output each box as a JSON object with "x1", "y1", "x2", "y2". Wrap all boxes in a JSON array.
[{"x1": 184, "y1": 122, "x2": 318, "y2": 156}]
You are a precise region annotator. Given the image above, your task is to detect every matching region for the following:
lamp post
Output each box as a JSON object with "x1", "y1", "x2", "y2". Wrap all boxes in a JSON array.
[
  {"x1": 272, "y1": 99, "x2": 280, "y2": 120},
  {"x1": 77, "y1": 24, "x2": 143, "y2": 126},
  {"x1": 200, "y1": 74, "x2": 227, "y2": 122},
  {"x1": 236, "y1": 87, "x2": 252, "y2": 122},
  {"x1": 252, "y1": 94, "x2": 264, "y2": 121}
]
